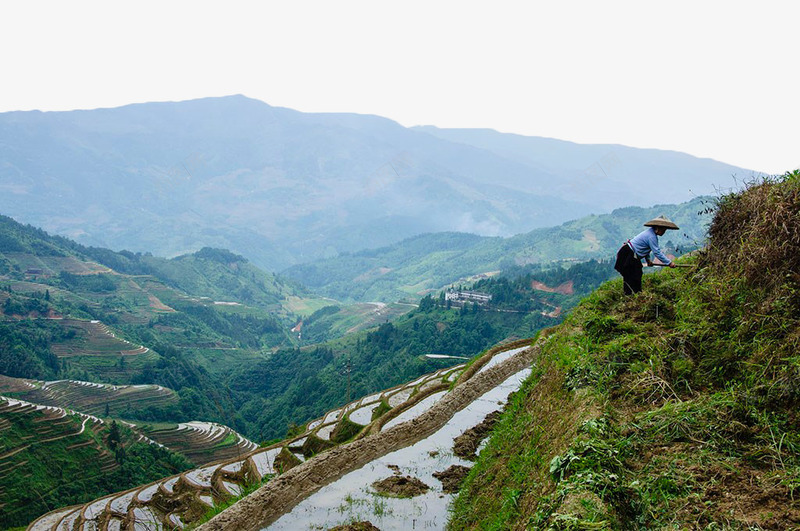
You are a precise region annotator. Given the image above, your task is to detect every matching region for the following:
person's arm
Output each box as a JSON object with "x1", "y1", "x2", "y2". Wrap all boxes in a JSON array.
[{"x1": 649, "y1": 234, "x2": 671, "y2": 266}]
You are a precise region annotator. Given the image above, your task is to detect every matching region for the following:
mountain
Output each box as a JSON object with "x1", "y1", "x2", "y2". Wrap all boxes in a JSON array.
[
  {"x1": 0, "y1": 207, "x2": 617, "y2": 441},
  {"x1": 0, "y1": 212, "x2": 308, "y2": 430},
  {"x1": 0, "y1": 395, "x2": 193, "y2": 529},
  {"x1": 0, "y1": 96, "x2": 748, "y2": 271},
  {"x1": 414, "y1": 126, "x2": 743, "y2": 208},
  {"x1": 282, "y1": 195, "x2": 713, "y2": 302},
  {"x1": 1, "y1": 210, "x2": 620, "y2": 528}
]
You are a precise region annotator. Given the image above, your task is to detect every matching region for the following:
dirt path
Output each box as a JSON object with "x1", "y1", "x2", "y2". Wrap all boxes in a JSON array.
[{"x1": 198, "y1": 343, "x2": 537, "y2": 531}]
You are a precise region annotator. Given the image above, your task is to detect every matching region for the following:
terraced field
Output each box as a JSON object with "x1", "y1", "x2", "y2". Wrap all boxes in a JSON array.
[
  {"x1": 142, "y1": 421, "x2": 259, "y2": 466},
  {"x1": 49, "y1": 319, "x2": 150, "y2": 358},
  {"x1": 0, "y1": 397, "x2": 117, "y2": 524},
  {"x1": 0, "y1": 373, "x2": 259, "y2": 471},
  {"x1": 3, "y1": 253, "x2": 112, "y2": 277},
  {"x1": 0, "y1": 375, "x2": 178, "y2": 418},
  {"x1": 27, "y1": 339, "x2": 534, "y2": 530}
]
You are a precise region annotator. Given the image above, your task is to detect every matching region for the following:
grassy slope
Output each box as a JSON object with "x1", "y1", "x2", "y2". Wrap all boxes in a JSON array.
[{"x1": 450, "y1": 174, "x2": 800, "y2": 530}]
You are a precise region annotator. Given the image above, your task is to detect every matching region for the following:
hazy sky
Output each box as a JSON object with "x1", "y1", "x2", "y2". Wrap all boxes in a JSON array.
[{"x1": 2, "y1": 1, "x2": 796, "y2": 174}]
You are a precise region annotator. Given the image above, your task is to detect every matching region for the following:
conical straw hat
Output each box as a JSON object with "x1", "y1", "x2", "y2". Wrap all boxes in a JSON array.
[{"x1": 643, "y1": 215, "x2": 679, "y2": 230}]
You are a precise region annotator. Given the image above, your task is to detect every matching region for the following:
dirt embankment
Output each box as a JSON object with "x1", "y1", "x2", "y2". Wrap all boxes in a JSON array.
[
  {"x1": 433, "y1": 465, "x2": 471, "y2": 494},
  {"x1": 372, "y1": 474, "x2": 429, "y2": 497},
  {"x1": 198, "y1": 344, "x2": 537, "y2": 531},
  {"x1": 452, "y1": 410, "x2": 501, "y2": 460},
  {"x1": 531, "y1": 279, "x2": 574, "y2": 295},
  {"x1": 328, "y1": 522, "x2": 380, "y2": 531}
]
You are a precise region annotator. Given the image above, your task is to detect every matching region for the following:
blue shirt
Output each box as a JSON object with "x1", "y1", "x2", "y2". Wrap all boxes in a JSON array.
[{"x1": 628, "y1": 227, "x2": 671, "y2": 265}]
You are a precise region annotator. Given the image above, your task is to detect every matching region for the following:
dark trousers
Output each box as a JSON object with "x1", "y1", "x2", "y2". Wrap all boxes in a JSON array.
[{"x1": 614, "y1": 244, "x2": 642, "y2": 295}]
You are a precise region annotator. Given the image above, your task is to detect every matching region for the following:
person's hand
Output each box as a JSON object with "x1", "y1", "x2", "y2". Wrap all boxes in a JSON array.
[
  {"x1": 646, "y1": 260, "x2": 653, "y2": 267},
  {"x1": 668, "y1": 262, "x2": 676, "y2": 268}
]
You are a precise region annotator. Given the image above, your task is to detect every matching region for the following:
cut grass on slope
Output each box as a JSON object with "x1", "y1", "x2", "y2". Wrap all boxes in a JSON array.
[
  {"x1": 451, "y1": 269, "x2": 800, "y2": 529},
  {"x1": 450, "y1": 172, "x2": 800, "y2": 531}
]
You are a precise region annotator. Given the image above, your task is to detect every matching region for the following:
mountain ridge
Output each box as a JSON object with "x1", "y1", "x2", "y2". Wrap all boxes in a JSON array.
[
  {"x1": 282, "y1": 195, "x2": 713, "y2": 302},
  {"x1": 0, "y1": 95, "x2": 748, "y2": 271}
]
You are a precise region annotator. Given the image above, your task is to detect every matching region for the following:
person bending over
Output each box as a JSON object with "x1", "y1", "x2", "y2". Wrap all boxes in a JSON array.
[{"x1": 614, "y1": 215, "x2": 678, "y2": 295}]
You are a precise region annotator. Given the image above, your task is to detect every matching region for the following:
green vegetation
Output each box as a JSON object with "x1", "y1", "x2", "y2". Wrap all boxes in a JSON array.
[
  {"x1": 228, "y1": 259, "x2": 615, "y2": 440},
  {"x1": 0, "y1": 320, "x2": 63, "y2": 378},
  {"x1": 282, "y1": 197, "x2": 710, "y2": 302},
  {"x1": 1, "y1": 203, "x2": 623, "y2": 445},
  {"x1": 189, "y1": 476, "x2": 270, "y2": 530},
  {"x1": 0, "y1": 408, "x2": 192, "y2": 529},
  {"x1": 297, "y1": 302, "x2": 418, "y2": 345},
  {"x1": 450, "y1": 173, "x2": 800, "y2": 529},
  {"x1": 0, "y1": 194, "x2": 709, "y2": 528},
  {"x1": 0, "y1": 215, "x2": 309, "y2": 429}
]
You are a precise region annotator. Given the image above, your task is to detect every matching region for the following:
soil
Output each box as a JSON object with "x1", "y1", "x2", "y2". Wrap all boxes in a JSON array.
[
  {"x1": 433, "y1": 465, "x2": 471, "y2": 494},
  {"x1": 452, "y1": 410, "x2": 501, "y2": 460},
  {"x1": 677, "y1": 462, "x2": 800, "y2": 529},
  {"x1": 198, "y1": 343, "x2": 535, "y2": 531},
  {"x1": 327, "y1": 521, "x2": 381, "y2": 531},
  {"x1": 531, "y1": 280, "x2": 574, "y2": 295},
  {"x1": 273, "y1": 447, "x2": 301, "y2": 474},
  {"x1": 371, "y1": 474, "x2": 430, "y2": 498},
  {"x1": 629, "y1": 441, "x2": 800, "y2": 529}
]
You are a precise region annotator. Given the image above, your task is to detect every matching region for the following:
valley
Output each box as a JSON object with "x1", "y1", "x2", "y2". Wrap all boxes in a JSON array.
[{"x1": 0, "y1": 205, "x2": 617, "y2": 528}]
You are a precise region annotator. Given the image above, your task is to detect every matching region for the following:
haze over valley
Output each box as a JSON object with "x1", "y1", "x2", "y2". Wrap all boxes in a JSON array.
[{"x1": 0, "y1": 96, "x2": 748, "y2": 273}]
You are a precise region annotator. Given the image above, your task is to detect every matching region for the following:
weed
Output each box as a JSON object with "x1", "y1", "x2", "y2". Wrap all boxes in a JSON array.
[
  {"x1": 370, "y1": 399, "x2": 392, "y2": 422},
  {"x1": 185, "y1": 476, "x2": 270, "y2": 529}
]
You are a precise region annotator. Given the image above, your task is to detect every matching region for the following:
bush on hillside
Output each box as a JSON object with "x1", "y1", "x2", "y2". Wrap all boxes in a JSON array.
[
  {"x1": 694, "y1": 171, "x2": 800, "y2": 389},
  {"x1": 704, "y1": 171, "x2": 800, "y2": 292}
]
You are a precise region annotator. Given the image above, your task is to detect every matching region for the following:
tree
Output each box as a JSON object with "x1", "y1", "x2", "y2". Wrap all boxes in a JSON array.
[
  {"x1": 418, "y1": 294, "x2": 434, "y2": 312},
  {"x1": 108, "y1": 420, "x2": 121, "y2": 452}
]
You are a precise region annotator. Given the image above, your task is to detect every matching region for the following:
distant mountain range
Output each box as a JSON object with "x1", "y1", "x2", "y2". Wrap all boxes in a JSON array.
[
  {"x1": 0, "y1": 95, "x2": 750, "y2": 271},
  {"x1": 283, "y1": 196, "x2": 713, "y2": 302}
]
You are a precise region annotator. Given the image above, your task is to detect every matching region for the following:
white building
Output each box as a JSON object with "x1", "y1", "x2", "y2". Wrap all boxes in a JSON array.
[{"x1": 444, "y1": 290, "x2": 492, "y2": 305}]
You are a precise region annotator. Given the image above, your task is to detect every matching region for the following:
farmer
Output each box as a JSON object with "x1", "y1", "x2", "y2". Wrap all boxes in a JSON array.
[{"x1": 614, "y1": 215, "x2": 679, "y2": 295}]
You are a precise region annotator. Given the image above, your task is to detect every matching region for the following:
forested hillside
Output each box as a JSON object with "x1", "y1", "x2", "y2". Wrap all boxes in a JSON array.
[
  {"x1": 0, "y1": 214, "x2": 623, "y2": 529},
  {"x1": 1, "y1": 207, "x2": 622, "y2": 444},
  {"x1": 224, "y1": 259, "x2": 616, "y2": 440},
  {"x1": 0, "y1": 399, "x2": 192, "y2": 529},
  {"x1": 283, "y1": 196, "x2": 711, "y2": 302},
  {"x1": 0, "y1": 213, "x2": 303, "y2": 428}
]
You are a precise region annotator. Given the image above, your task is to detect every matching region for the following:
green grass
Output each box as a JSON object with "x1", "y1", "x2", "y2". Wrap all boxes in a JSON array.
[
  {"x1": 213, "y1": 431, "x2": 237, "y2": 448},
  {"x1": 188, "y1": 477, "x2": 270, "y2": 529},
  {"x1": 450, "y1": 173, "x2": 800, "y2": 531}
]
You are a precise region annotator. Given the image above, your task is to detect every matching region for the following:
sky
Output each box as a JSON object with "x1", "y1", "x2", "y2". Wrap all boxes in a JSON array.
[{"x1": 1, "y1": 1, "x2": 797, "y2": 174}]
